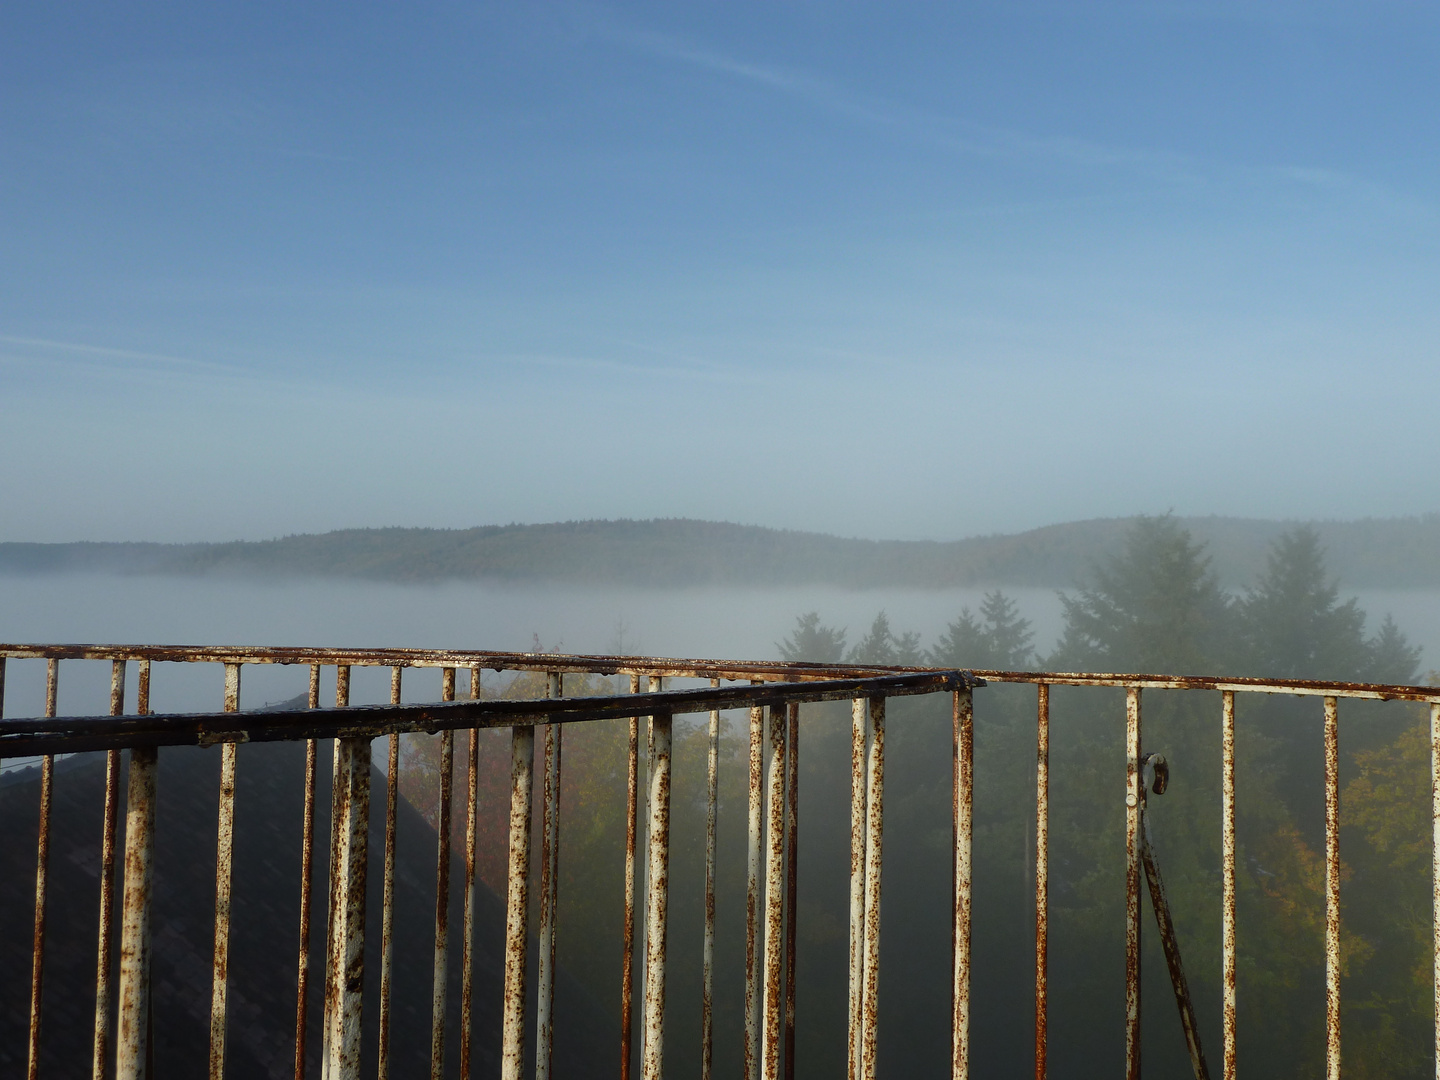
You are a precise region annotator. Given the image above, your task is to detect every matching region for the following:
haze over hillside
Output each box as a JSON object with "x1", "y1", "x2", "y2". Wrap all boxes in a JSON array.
[{"x1": 6, "y1": 515, "x2": 1440, "y2": 590}]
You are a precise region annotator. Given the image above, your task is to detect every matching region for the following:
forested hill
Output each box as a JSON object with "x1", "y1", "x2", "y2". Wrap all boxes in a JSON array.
[{"x1": 5, "y1": 515, "x2": 1440, "y2": 588}]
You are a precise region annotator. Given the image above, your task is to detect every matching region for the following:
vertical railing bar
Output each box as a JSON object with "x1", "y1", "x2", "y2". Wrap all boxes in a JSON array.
[
  {"x1": 294, "y1": 665, "x2": 320, "y2": 1080},
  {"x1": 1124, "y1": 687, "x2": 1142, "y2": 1080},
  {"x1": 783, "y1": 700, "x2": 800, "y2": 1080},
  {"x1": 622, "y1": 672, "x2": 641, "y2": 1080},
  {"x1": 500, "y1": 720, "x2": 537, "y2": 1080},
  {"x1": 28, "y1": 659, "x2": 59, "y2": 1080},
  {"x1": 640, "y1": 674, "x2": 660, "y2": 1024},
  {"x1": 761, "y1": 704, "x2": 788, "y2": 1080},
  {"x1": 745, "y1": 689, "x2": 766, "y2": 1080},
  {"x1": 431, "y1": 668, "x2": 456, "y2": 1080},
  {"x1": 847, "y1": 696, "x2": 867, "y2": 1080},
  {"x1": 460, "y1": 667, "x2": 480, "y2": 1080},
  {"x1": 1432, "y1": 699, "x2": 1440, "y2": 1080},
  {"x1": 321, "y1": 666, "x2": 348, "y2": 1074},
  {"x1": 952, "y1": 687, "x2": 973, "y2": 1080},
  {"x1": 1324, "y1": 695, "x2": 1341, "y2": 1080},
  {"x1": 536, "y1": 671, "x2": 563, "y2": 1080},
  {"x1": 208, "y1": 662, "x2": 240, "y2": 1080},
  {"x1": 117, "y1": 657, "x2": 157, "y2": 1080},
  {"x1": 1221, "y1": 690, "x2": 1237, "y2": 1080},
  {"x1": 116, "y1": 758, "x2": 157, "y2": 1080},
  {"x1": 859, "y1": 696, "x2": 885, "y2": 1080},
  {"x1": 93, "y1": 659, "x2": 126, "y2": 1080},
  {"x1": 701, "y1": 679, "x2": 720, "y2": 1080},
  {"x1": 641, "y1": 709, "x2": 674, "y2": 1080},
  {"x1": 1034, "y1": 683, "x2": 1050, "y2": 1080},
  {"x1": 323, "y1": 736, "x2": 371, "y2": 1080},
  {"x1": 378, "y1": 666, "x2": 403, "y2": 1080}
]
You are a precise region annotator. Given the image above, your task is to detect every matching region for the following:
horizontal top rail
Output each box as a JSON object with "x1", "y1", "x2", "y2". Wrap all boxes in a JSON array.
[
  {"x1": 3, "y1": 642, "x2": 1434, "y2": 701},
  {"x1": 0, "y1": 643, "x2": 907, "y2": 683},
  {"x1": 964, "y1": 668, "x2": 1440, "y2": 703},
  {"x1": 0, "y1": 670, "x2": 976, "y2": 757}
]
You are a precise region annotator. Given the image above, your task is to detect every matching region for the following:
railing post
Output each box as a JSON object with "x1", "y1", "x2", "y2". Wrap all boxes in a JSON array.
[
  {"x1": 431, "y1": 668, "x2": 456, "y2": 1080},
  {"x1": 460, "y1": 666, "x2": 480, "y2": 1080},
  {"x1": 859, "y1": 696, "x2": 885, "y2": 1080},
  {"x1": 1034, "y1": 683, "x2": 1050, "y2": 1080},
  {"x1": 28, "y1": 658, "x2": 59, "y2": 1080},
  {"x1": 1222, "y1": 691, "x2": 1237, "y2": 1080},
  {"x1": 294, "y1": 665, "x2": 320, "y2": 1080},
  {"x1": 94, "y1": 660, "x2": 126, "y2": 1080},
  {"x1": 1324, "y1": 695, "x2": 1341, "y2": 1080},
  {"x1": 117, "y1": 743, "x2": 158, "y2": 1080},
  {"x1": 1432, "y1": 700, "x2": 1440, "y2": 1080},
  {"x1": 642, "y1": 710, "x2": 673, "y2": 1080},
  {"x1": 847, "y1": 697, "x2": 867, "y2": 1080},
  {"x1": 501, "y1": 722, "x2": 536, "y2": 1080},
  {"x1": 209, "y1": 662, "x2": 240, "y2": 1080},
  {"x1": 622, "y1": 673, "x2": 641, "y2": 1080},
  {"x1": 537, "y1": 671, "x2": 563, "y2": 1080},
  {"x1": 761, "y1": 704, "x2": 788, "y2": 1080},
  {"x1": 702, "y1": 680, "x2": 720, "y2": 1080},
  {"x1": 323, "y1": 737, "x2": 371, "y2": 1080},
  {"x1": 953, "y1": 686, "x2": 973, "y2": 1080},
  {"x1": 745, "y1": 691, "x2": 765, "y2": 1080},
  {"x1": 1124, "y1": 687, "x2": 1142, "y2": 1080},
  {"x1": 378, "y1": 665, "x2": 403, "y2": 1080},
  {"x1": 783, "y1": 700, "x2": 800, "y2": 1080}
]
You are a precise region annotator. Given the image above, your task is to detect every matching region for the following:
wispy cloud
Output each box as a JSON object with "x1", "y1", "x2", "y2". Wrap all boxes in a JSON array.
[
  {"x1": 0, "y1": 335, "x2": 240, "y2": 375},
  {"x1": 608, "y1": 22, "x2": 1426, "y2": 211}
]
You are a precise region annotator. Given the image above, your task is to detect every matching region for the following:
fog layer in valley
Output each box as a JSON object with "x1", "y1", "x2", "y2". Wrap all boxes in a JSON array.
[{"x1": 0, "y1": 573, "x2": 1431, "y2": 719}]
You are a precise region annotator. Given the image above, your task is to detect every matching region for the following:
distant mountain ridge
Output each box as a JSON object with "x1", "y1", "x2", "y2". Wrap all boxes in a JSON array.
[{"x1": 5, "y1": 515, "x2": 1440, "y2": 589}]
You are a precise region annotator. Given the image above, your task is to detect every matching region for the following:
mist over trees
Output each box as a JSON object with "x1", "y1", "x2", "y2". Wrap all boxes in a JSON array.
[{"x1": 771, "y1": 517, "x2": 1430, "y2": 1076}]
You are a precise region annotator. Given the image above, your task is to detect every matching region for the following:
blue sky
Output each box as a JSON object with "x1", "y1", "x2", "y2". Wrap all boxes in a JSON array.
[{"x1": 3, "y1": 3, "x2": 1438, "y2": 542}]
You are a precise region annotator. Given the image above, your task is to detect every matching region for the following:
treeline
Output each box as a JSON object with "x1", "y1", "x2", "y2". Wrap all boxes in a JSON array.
[
  {"x1": 8, "y1": 513, "x2": 1440, "y2": 587},
  {"x1": 778, "y1": 517, "x2": 1431, "y2": 1076},
  {"x1": 779, "y1": 517, "x2": 1422, "y2": 682},
  {"x1": 385, "y1": 519, "x2": 1436, "y2": 1077}
]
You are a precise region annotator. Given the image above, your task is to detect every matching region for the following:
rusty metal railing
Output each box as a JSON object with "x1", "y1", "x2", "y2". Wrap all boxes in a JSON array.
[
  {"x1": 0, "y1": 644, "x2": 971, "y2": 1080},
  {"x1": 4, "y1": 644, "x2": 1440, "y2": 1079}
]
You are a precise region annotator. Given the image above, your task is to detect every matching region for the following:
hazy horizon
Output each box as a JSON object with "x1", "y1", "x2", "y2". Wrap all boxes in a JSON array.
[{"x1": 6, "y1": 5, "x2": 1440, "y2": 543}]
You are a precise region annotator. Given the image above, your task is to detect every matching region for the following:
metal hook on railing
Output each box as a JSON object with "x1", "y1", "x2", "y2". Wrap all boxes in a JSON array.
[{"x1": 1137, "y1": 752, "x2": 1210, "y2": 1080}]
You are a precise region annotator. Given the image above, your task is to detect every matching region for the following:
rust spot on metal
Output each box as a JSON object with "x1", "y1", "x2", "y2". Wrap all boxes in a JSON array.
[{"x1": 460, "y1": 671, "x2": 480, "y2": 1080}]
